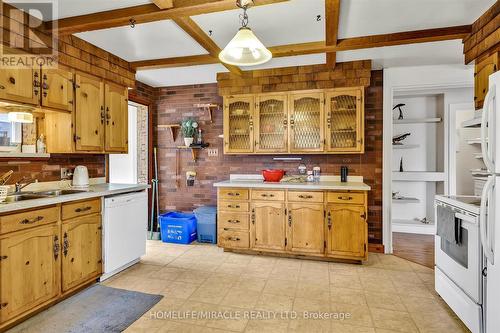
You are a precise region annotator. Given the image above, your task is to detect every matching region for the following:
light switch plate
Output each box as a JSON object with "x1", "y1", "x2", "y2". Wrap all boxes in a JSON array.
[
  {"x1": 61, "y1": 168, "x2": 70, "y2": 179},
  {"x1": 208, "y1": 148, "x2": 218, "y2": 157}
]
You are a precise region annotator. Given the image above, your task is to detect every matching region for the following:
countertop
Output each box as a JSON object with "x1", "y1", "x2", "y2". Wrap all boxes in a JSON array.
[
  {"x1": 0, "y1": 183, "x2": 149, "y2": 214},
  {"x1": 213, "y1": 180, "x2": 371, "y2": 191}
]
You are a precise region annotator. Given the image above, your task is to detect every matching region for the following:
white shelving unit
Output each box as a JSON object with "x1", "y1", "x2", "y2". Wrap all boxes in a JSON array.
[
  {"x1": 461, "y1": 111, "x2": 482, "y2": 128},
  {"x1": 391, "y1": 92, "x2": 445, "y2": 235}
]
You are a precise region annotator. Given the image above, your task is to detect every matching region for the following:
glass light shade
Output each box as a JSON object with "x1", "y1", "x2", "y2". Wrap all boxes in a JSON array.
[
  {"x1": 8, "y1": 111, "x2": 33, "y2": 123},
  {"x1": 219, "y1": 27, "x2": 272, "y2": 66}
]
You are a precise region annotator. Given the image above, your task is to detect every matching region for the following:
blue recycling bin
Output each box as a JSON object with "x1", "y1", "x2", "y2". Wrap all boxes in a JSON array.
[
  {"x1": 193, "y1": 206, "x2": 217, "y2": 244},
  {"x1": 159, "y1": 212, "x2": 197, "y2": 244}
]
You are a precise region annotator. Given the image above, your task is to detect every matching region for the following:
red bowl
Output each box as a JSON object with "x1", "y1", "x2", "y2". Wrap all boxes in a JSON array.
[{"x1": 262, "y1": 169, "x2": 285, "y2": 182}]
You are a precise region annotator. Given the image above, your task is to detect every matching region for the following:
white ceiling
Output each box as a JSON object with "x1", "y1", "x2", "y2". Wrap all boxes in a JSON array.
[
  {"x1": 75, "y1": 20, "x2": 208, "y2": 62},
  {"x1": 136, "y1": 63, "x2": 228, "y2": 87},
  {"x1": 192, "y1": 0, "x2": 325, "y2": 48},
  {"x1": 24, "y1": 0, "x2": 494, "y2": 87},
  {"x1": 339, "y1": 0, "x2": 495, "y2": 38}
]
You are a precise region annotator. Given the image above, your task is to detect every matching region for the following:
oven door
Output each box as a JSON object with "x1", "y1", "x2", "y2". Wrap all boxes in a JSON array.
[{"x1": 435, "y1": 210, "x2": 482, "y2": 304}]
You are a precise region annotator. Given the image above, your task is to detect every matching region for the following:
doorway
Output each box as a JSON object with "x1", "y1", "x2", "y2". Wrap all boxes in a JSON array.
[{"x1": 109, "y1": 101, "x2": 149, "y2": 184}]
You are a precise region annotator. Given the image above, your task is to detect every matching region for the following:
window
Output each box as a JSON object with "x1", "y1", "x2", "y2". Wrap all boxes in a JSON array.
[{"x1": 0, "y1": 114, "x2": 22, "y2": 152}]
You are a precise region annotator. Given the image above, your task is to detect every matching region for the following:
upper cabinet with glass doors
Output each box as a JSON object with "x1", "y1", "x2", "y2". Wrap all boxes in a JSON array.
[{"x1": 223, "y1": 87, "x2": 364, "y2": 155}]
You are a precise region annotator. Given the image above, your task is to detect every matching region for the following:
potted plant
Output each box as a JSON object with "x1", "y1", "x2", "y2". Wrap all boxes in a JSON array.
[{"x1": 181, "y1": 118, "x2": 198, "y2": 147}]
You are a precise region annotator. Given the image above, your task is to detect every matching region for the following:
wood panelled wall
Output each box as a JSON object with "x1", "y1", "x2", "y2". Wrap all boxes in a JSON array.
[
  {"x1": 463, "y1": 1, "x2": 500, "y2": 64},
  {"x1": 1, "y1": 3, "x2": 135, "y2": 87},
  {"x1": 217, "y1": 60, "x2": 372, "y2": 96},
  {"x1": 152, "y1": 67, "x2": 383, "y2": 245}
]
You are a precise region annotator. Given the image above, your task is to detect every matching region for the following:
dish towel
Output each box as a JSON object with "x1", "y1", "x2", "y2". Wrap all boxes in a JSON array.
[{"x1": 437, "y1": 205, "x2": 461, "y2": 244}]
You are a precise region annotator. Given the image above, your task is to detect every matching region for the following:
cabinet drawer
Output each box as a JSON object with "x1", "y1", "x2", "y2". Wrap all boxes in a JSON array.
[
  {"x1": 251, "y1": 190, "x2": 285, "y2": 201},
  {"x1": 218, "y1": 201, "x2": 249, "y2": 212},
  {"x1": 288, "y1": 191, "x2": 324, "y2": 203},
  {"x1": 0, "y1": 206, "x2": 59, "y2": 234},
  {"x1": 62, "y1": 198, "x2": 101, "y2": 220},
  {"x1": 219, "y1": 230, "x2": 249, "y2": 249},
  {"x1": 219, "y1": 188, "x2": 249, "y2": 201},
  {"x1": 219, "y1": 212, "x2": 249, "y2": 231},
  {"x1": 327, "y1": 192, "x2": 365, "y2": 205}
]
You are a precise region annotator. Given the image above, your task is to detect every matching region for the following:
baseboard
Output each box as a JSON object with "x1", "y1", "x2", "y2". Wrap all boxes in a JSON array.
[
  {"x1": 368, "y1": 243, "x2": 385, "y2": 253},
  {"x1": 100, "y1": 258, "x2": 141, "y2": 282}
]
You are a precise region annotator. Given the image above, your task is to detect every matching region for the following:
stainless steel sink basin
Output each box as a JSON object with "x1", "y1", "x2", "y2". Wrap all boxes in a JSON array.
[
  {"x1": 4, "y1": 194, "x2": 51, "y2": 202},
  {"x1": 35, "y1": 189, "x2": 87, "y2": 196}
]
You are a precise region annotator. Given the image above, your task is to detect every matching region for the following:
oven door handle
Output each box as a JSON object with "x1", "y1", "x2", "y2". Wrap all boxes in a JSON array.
[{"x1": 480, "y1": 175, "x2": 495, "y2": 264}]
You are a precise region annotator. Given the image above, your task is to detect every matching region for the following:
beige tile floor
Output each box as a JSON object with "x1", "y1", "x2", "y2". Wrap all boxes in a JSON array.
[{"x1": 102, "y1": 241, "x2": 471, "y2": 333}]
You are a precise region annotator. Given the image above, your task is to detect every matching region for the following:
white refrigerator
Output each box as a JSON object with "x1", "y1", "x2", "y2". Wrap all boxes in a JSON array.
[{"x1": 480, "y1": 70, "x2": 500, "y2": 333}]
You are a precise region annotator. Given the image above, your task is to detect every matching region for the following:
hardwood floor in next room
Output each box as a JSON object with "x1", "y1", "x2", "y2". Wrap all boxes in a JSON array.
[{"x1": 393, "y1": 232, "x2": 435, "y2": 269}]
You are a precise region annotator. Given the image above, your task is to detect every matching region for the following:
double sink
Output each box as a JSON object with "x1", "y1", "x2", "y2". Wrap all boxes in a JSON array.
[{"x1": 4, "y1": 189, "x2": 87, "y2": 203}]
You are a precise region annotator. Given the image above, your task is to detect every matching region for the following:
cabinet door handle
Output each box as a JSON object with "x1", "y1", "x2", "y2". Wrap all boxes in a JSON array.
[
  {"x1": 251, "y1": 208, "x2": 255, "y2": 224},
  {"x1": 75, "y1": 206, "x2": 92, "y2": 213},
  {"x1": 227, "y1": 219, "x2": 240, "y2": 224},
  {"x1": 337, "y1": 196, "x2": 353, "y2": 201},
  {"x1": 227, "y1": 192, "x2": 240, "y2": 197},
  {"x1": 298, "y1": 195, "x2": 313, "y2": 199},
  {"x1": 288, "y1": 214, "x2": 292, "y2": 227},
  {"x1": 9, "y1": 77, "x2": 15, "y2": 84},
  {"x1": 20, "y1": 216, "x2": 44, "y2": 224},
  {"x1": 261, "y1": 193, "x2": 275, "y2": 198},
  {"x1": 227, "y1": 237, "x2": 241, "y2": 241},
  {"x1": 53, "y1": 235, "x2": 60, "y2": 260},
  {"x1": 63, "y1": 232, "x2": 69, "y2": 257},
  {"x1": 327, "y1": 212, "x2": 332, "y2": 230},
  {"x1": 228, "y1": 204, "x2": 240, "y2": 209},
  {"x1": 0, "y1": 85, "x2": 5, "y2": 89}
]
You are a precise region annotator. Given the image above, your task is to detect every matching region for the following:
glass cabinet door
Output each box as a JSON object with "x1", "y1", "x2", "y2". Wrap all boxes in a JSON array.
[
  {"x1": 325, "y1": 88, "x2": 363, "y2": 153},
  {"x1": 255, "y1": 94, "x2": 288, "y2": 153},
  {"x1": 223, "y1": 96, "x2": 254, "y2": 153},
  {"x1": 289, "y1": 92, "x2": 324, "y2": 152}
]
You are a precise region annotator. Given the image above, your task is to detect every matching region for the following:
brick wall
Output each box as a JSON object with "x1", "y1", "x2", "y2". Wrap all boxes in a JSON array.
[
  {"x1": 153, "y1": 68, "x2": 383, "y2": 244},
  {"x1": 0, "y1": 154, "x2": 105, "y2": 184}
]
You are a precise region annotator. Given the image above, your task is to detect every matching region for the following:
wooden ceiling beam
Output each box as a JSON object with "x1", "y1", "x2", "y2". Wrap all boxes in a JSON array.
[
  {"x1": 173, "y1": 16, "x2": 242, "y2": 75},
  {"x1": 46, "y1": 0, "x2": 289, "y2": 35},
  {"x1": 325, "y1": 0, "x2": 340, "y2": 68},
  {"x1": 152, "y1": 0, "x2": 174, "y2": 9},
  {"x1": 132, "y1": 25, "x2": 472, "y2": 70}
]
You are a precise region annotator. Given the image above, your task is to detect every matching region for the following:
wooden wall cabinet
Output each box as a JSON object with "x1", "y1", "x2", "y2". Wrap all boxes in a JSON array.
[
  {"x1": 0, "y1": 67, "x2": 40, "y2": 105},
  {"x1": 223, "y1": 87, "x2": 364, "y2": 155},
  {"x1": 75, "y1": 72, "x2": 105, "y2": 152},
  {"x1": 104, "y1": 83, "x2": 128, "y2": 153},
  {"x1": 217, "y1": 188, "x2": 368, "y2": 262},
  {"x1": 41, "y1": 67, "x2": 74, "y2": 112},
  {"x1": 475, "y1": 52, "x2": 499, "y2": 110}
]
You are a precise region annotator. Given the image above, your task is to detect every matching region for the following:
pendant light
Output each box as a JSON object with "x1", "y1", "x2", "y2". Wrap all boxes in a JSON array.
[{"x1": 219, "y1": 0, "x2": 272, "y2": 66}]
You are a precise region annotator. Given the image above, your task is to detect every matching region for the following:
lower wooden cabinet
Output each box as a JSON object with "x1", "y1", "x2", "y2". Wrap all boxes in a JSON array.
[
  {"x1": 287, "y1": 203, "x2": 324, "y2": 255},
  {"x1": 0, "y1": 199, "x2": 103, "y2": 330},
  {"x1": 217, "y1": 188, "x2": 368, "y2": 262},
  {"x1": 61, "y1": 215, "x2": 102, "y2": 292},
  {"x1": 326, "y1": 204, "x2": 367, "y2": 259},
  {"x1": 251, "y1": 202, "x2": 286, "y2": 251},
  {"x1": 0, "y1": 224, "x2": 60, "y2": 324}
]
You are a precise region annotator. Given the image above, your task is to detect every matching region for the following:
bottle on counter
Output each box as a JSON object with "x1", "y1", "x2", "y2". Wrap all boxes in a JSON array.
[
  {"x1": 306, "y1": 171, "x2": 314, "y2": 182},
  {"x1": 298, "y1": 164, "x2": 307, "y2": 175},
  {"x1": 36, "y1": 135, "x2": 46, "y2": 153},
  {"x1": 313, "y1": 166, "x2": 321, "y2": 182}
]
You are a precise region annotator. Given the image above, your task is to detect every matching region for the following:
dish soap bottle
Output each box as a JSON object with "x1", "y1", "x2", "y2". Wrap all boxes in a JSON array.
[{"x1": 36, "y1": 135, "x2": 46, "y2": 153}]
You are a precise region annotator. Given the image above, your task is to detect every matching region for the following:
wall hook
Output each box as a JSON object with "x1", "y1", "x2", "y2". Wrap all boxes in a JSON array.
[
  {"x1": 129, "y1": 18, "x2": 136, "y2": 28},
  {"x1": 316, "y1": 15, "x2": 321, "y2": 21},
  {"x1": 208, "y1": 30, "x2": 213, "y2": 36}
]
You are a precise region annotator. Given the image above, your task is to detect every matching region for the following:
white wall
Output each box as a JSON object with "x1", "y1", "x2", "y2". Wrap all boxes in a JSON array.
[
  {"x1": 109, "y1": 105, "x2": 138, "y2": 184},
  {"x1": 383, "y1": 64, "x2": 474, "y2": 253}
]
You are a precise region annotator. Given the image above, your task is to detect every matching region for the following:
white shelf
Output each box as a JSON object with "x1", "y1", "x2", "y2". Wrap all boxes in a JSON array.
[
  {"x1": 392, "y1": 219, "x2": 436, "y2": 235},
  {"x1": 0, "y1": 153, "x2": 50, "y2": 158},
  {"x1": 462, "y1": 112, "x2": 482, "y2": 128},
  {"x1": 467, "y1": 138, "x2": 483, "y2": 145},
  {"x1": 392, "y1": 197, "x2": 420, "y2": 204},
  {"x1": 392, "y1": 172, "x2": 446, "y2": 182},
  {"x1": 394, "y1": 118, "x2": 442, "y2": 124},
  {"x1": 393, "y1": 144, "x2": 420, "y2": 149},
  {"x1": 474, "y1": 153, "x2": 483, "y2": 160}
]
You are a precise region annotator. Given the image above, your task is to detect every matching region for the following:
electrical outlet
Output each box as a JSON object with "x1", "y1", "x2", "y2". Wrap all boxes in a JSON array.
[
  {"x1": 61, "y1": 168, "x2": 71, "y2": 180},
  {"x1": 208, "y1": 148, "x2": 219, "y2": 157}
]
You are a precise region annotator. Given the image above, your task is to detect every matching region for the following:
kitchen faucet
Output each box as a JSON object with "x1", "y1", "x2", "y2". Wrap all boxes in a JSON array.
[{"x1": 14, "y1": 176, "x2": 38, "y2": 193}]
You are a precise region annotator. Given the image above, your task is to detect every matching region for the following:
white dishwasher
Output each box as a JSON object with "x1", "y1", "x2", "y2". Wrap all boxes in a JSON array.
[{"x1": 100, "y1": 190, "x2": 148, "y2": 281}]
